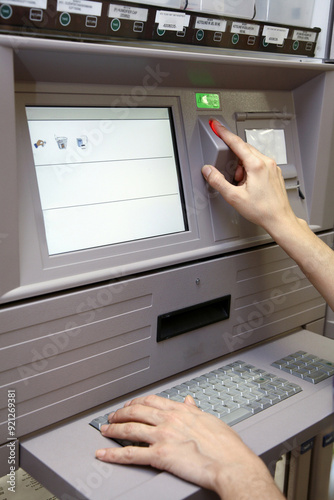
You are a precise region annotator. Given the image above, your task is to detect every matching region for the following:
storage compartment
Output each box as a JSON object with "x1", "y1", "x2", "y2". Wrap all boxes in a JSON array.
[
  {"x1": 255, "y1": 0, "x2": 315, "y2": 27},
  {"x1": 187, "y1": 0, "x2": 256, "y2": 18}
]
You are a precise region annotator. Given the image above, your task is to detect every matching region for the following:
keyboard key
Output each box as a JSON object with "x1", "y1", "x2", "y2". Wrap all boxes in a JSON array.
[
  {"x1": 304, "y1": 371, "x2": 329, "y2": 384},
  {"x1": 293, "y1": 350, "x2": 308, "y2": 357},
  {"x1": 90, "y1": 414, "x2": 109, "y2": 430},
  {"x1": 318, "y1": 361, "x2": 334, "y2": 375},
  {"x1": 245, "y1": 402, "x2": 262, "y2": 414},
  {"x1": 258, "y1": 398, "x2": 271, "y2": 409},
  {"x1": 220, "y1": 407, "x2": 253, "y2": 426},
  {"x1": 271, "y1": 361, "x2": 288, "y2": 369},
  {"x1": 198, "y1": 401, "x2": 212, "y2": 411},
  {"x1": 290, "y1": 367, "x2": 309, "y2": 378}
]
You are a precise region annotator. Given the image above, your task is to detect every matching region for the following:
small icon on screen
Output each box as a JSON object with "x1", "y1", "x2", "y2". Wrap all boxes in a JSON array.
[
  {"x1": 55, "y1": 136, "x2": 68, "y2": 149},
  {"x1": 34, "y1": 139, "x2": 47, "y2": 148},
  {"x1": 77, "y1": 135, "x2": 88, "y2": 149}
]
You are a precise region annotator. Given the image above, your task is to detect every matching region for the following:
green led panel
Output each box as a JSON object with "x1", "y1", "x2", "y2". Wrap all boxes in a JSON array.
[{"x1": 196, "y1": 93, "x2": 220, "y2": 109}]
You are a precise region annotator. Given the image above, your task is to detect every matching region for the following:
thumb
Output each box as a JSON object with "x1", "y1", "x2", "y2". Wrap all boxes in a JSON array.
[{"x1": 202, "y1": 165, "x2": 237, "y2": 204}]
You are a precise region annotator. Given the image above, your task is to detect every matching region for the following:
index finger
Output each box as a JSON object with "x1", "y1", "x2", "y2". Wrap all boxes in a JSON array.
[{"x1": 210, "y1": 120, "x2": 264, "y2": 166}]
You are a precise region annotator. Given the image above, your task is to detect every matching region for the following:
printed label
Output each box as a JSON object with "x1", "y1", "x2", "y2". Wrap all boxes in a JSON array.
[
  {"x1": 57, "y1": 0, "x2": 102, "y2": 16},
  {"x1": 231, "y1": 22, "x2": 259, "y2": 36},
  {"x1": 293, "y1": 30, "x2": 317, "y2": 43},
  {"x1": 195, "y1": 17, "x2": 226, "y2": 32},
  {"x1": 263, "y1": 26, "x2": 289, "y2": 45},
  {"x1": 3, "y1": 0, "x2": 47, "y2": 8},
  {"x1": 155, "y1": 10, "x2": 190, "y2": 31},
  {"x1": 108, "y1": 4, "x2": 148, "y2": 21}
]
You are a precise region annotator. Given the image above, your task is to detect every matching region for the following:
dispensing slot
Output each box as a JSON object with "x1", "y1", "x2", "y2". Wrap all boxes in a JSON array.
[{"x1": 157, "y1": 295, "x2": 231, "y2": 342}]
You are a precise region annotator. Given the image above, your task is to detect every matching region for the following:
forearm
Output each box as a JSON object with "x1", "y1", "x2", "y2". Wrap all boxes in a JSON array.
[
  {"x1": 266, "y1": 216, "x2": 334, "y2": 311},
  {"x1": 214, "y1": 454, "x2": 285, "y2": 500}
]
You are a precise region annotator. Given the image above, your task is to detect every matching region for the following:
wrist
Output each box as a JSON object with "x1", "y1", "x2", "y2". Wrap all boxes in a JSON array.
[
  {"x1": 214, "y1": 458, "x2": 284, "y2": 500},
  {"x1": 264, "y1": 212, "x2": 308, "y2": 247}
]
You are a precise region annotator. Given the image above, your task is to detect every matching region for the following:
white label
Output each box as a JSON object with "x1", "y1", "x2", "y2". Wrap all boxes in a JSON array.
[
  {"x1": 57, "y1": 0, "x2": 102, "y2": 16},
  {"x1": 155, "y1": 10, "x2": 190, "y2": 31},
  {"x1": 231, "y1": 22, "x2": 259, "y2": 36},
  {"x1": 263, "y1": 26, "x2": 289, "y2": 45},
  {"x1": 108, "y1": 4, "x2": 148, "y2": 21},
  {"x1": 4, "y1": 0, "x2": 47, "y2": 8},
  {"x1": 195, "y1": 17, "x2": 226, "y2": 32},
  {"x1": 293, "y1": 30, "x2": 316, "y2": 43}
]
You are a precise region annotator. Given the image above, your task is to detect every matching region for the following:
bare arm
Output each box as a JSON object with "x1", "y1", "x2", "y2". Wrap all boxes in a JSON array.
[
  {"x1": 96, "y1": 395, "x2": 284, "y2": 500},
  {"x1": 202, "y1": 121, "x2": 334, "y2": 311}
]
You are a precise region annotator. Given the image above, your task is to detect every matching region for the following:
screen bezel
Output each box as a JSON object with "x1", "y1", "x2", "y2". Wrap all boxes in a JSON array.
[{"x1": 16, "y1": 92, "x2": 199, "y2": 289}]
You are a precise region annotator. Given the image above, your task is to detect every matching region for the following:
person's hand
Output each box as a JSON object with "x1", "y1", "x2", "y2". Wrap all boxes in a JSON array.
[
  {"x1": 202, "y1": 120, "x2": 297, "y2": 239},
  {"x1": 95, "y1": 395, "x2": 284, "y2": 499}
]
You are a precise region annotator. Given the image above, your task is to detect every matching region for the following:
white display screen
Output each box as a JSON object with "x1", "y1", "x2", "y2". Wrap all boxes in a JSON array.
[{"x1": 26, "y1": 106, "x2": 187, "y2": 255}]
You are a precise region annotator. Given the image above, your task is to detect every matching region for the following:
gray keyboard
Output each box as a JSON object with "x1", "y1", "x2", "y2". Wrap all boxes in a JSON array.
[
  {"x1": 90, "y1": 359, "x2": 303, "y2": 442},
  {"x1": 271, "y1": 350, "x2": 334, "y2": 383}
]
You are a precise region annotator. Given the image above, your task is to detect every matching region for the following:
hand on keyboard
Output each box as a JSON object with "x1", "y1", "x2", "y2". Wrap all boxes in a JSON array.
[{"x1": 95, "y1": 394, "x2": 285, "y2": 500}]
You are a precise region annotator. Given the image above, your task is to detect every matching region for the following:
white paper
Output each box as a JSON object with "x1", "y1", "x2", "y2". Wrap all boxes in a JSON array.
[
  {"x1": 108, "y1": 4, "x2": 148, "y2": 21},
  {"x1": 4, "y1": 0, "x2": 47, "y2": 8},
  {"x1": 231, "y1": 22, "x2": 260, "y2": 36},
  {"x1": 292, "y1": 30, "x2": 317, "y2": 42},
  {"x1": 155, "y1": 10, "x2": 190, "y2": 31},
  {"x1": 57, "y1": 0, "x2": 102, "y2": 16},
  {"x1": 245, "y1": 129, "x2": 287, "y2": 165},
  {"x1": 195, "y1": 17, "x2": 226, "y2": 32},
  {"x1": 263, "y1": 26, "x2": 289, "y2": 45},
  {"x1": 0, "y1": 468, "x2": 57, "y2": 500}
]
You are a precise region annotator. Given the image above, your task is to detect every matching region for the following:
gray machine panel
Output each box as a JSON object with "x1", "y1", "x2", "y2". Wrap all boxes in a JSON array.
[
  {"x1": 0, "y1": 37, "x2": 334, "y2": 302},
  {"x1": 0, "y1": 35, "x2": 334, "y2": 500},
  {"x1": 1, "y1": 236, "x2": 331, "y2": 444},
  {"x1": 20, "y1": 330, "x2": 334, "y2": 500}
]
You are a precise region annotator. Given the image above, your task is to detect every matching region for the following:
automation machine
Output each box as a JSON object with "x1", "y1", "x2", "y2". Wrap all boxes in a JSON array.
[{"x1": 0, "y1": 0, "x2": 334, "y2": 498}]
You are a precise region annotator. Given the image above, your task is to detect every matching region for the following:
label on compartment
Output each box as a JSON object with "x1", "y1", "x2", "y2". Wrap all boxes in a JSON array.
[
  {"x1": 3, "y1": 0, "x2": 47, "y2": 8},
  {"x1": 57, "y1": 0, "x2": 102, "y2": 16},
  {"x1": 108, "y1": 4, "x2": 148, "y2": 21},
  {"x1": 155, "y1": 10, "x2": 190, "y2": 31},
  {"x1": 293, "y1": 30, "x2": 317, "y2": 43},
  {"x1": 231, "y1": 22, "x2": 260, "y2": 36},
  {"x1": 195, "y1": 17, "x2": 226, "y2": 32},
  {"x1": 263, "y1": 25, "x2": 289, "y2": 45}
]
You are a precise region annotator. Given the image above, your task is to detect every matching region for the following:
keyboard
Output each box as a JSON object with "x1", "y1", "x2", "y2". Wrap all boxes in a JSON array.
[
  {"x1": 271, "y1": 351, "x2": 334, "y2": 383},
  {"x1": 90, "y1": 353, "x2": 333, "y2": 445}
]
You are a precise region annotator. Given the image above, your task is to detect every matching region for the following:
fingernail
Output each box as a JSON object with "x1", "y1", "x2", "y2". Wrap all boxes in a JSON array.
[
  {"x1": 209, "y1": 119, "x2": 224, "y2": 137},
  {"x1": 100, "y1": 424, "x2": 108, "y2": 433},
  {"x1": 96, "y1": 449, "x2": 106, "y2": 460},
  {"x1": 202, "y1": 165, "x2": 212, "y2": 178}
]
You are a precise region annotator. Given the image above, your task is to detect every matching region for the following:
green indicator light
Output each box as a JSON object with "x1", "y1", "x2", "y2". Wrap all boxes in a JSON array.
[
  {"x1": 196, "y1": 93, "x2": 220, "y2": 109},
  {"x1": 111, "y1": 18, "x2": 121, "y2": 31},
  {"x1": 293, "y1": 40, "x2": 299, "y2": 51},
  {"x1": 60, "y1": 12, "x2": 71, "y2": 26},
  {"x1": 232, "y1": 33, "x2": 239, "y2": 45},
  {"x1": 0, "y1": 4, "x2": 13, "y2": 19}
]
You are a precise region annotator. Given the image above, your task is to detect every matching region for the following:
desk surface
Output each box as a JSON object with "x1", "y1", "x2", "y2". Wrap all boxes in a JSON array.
[{"x1": 20, "y1": 330, "x2": 334, "y2": 500}]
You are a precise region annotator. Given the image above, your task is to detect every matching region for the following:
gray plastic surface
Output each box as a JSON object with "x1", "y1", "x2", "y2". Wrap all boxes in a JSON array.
[{"x1": 20, "y1": 330, "x2": 334, "y2": 500}]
